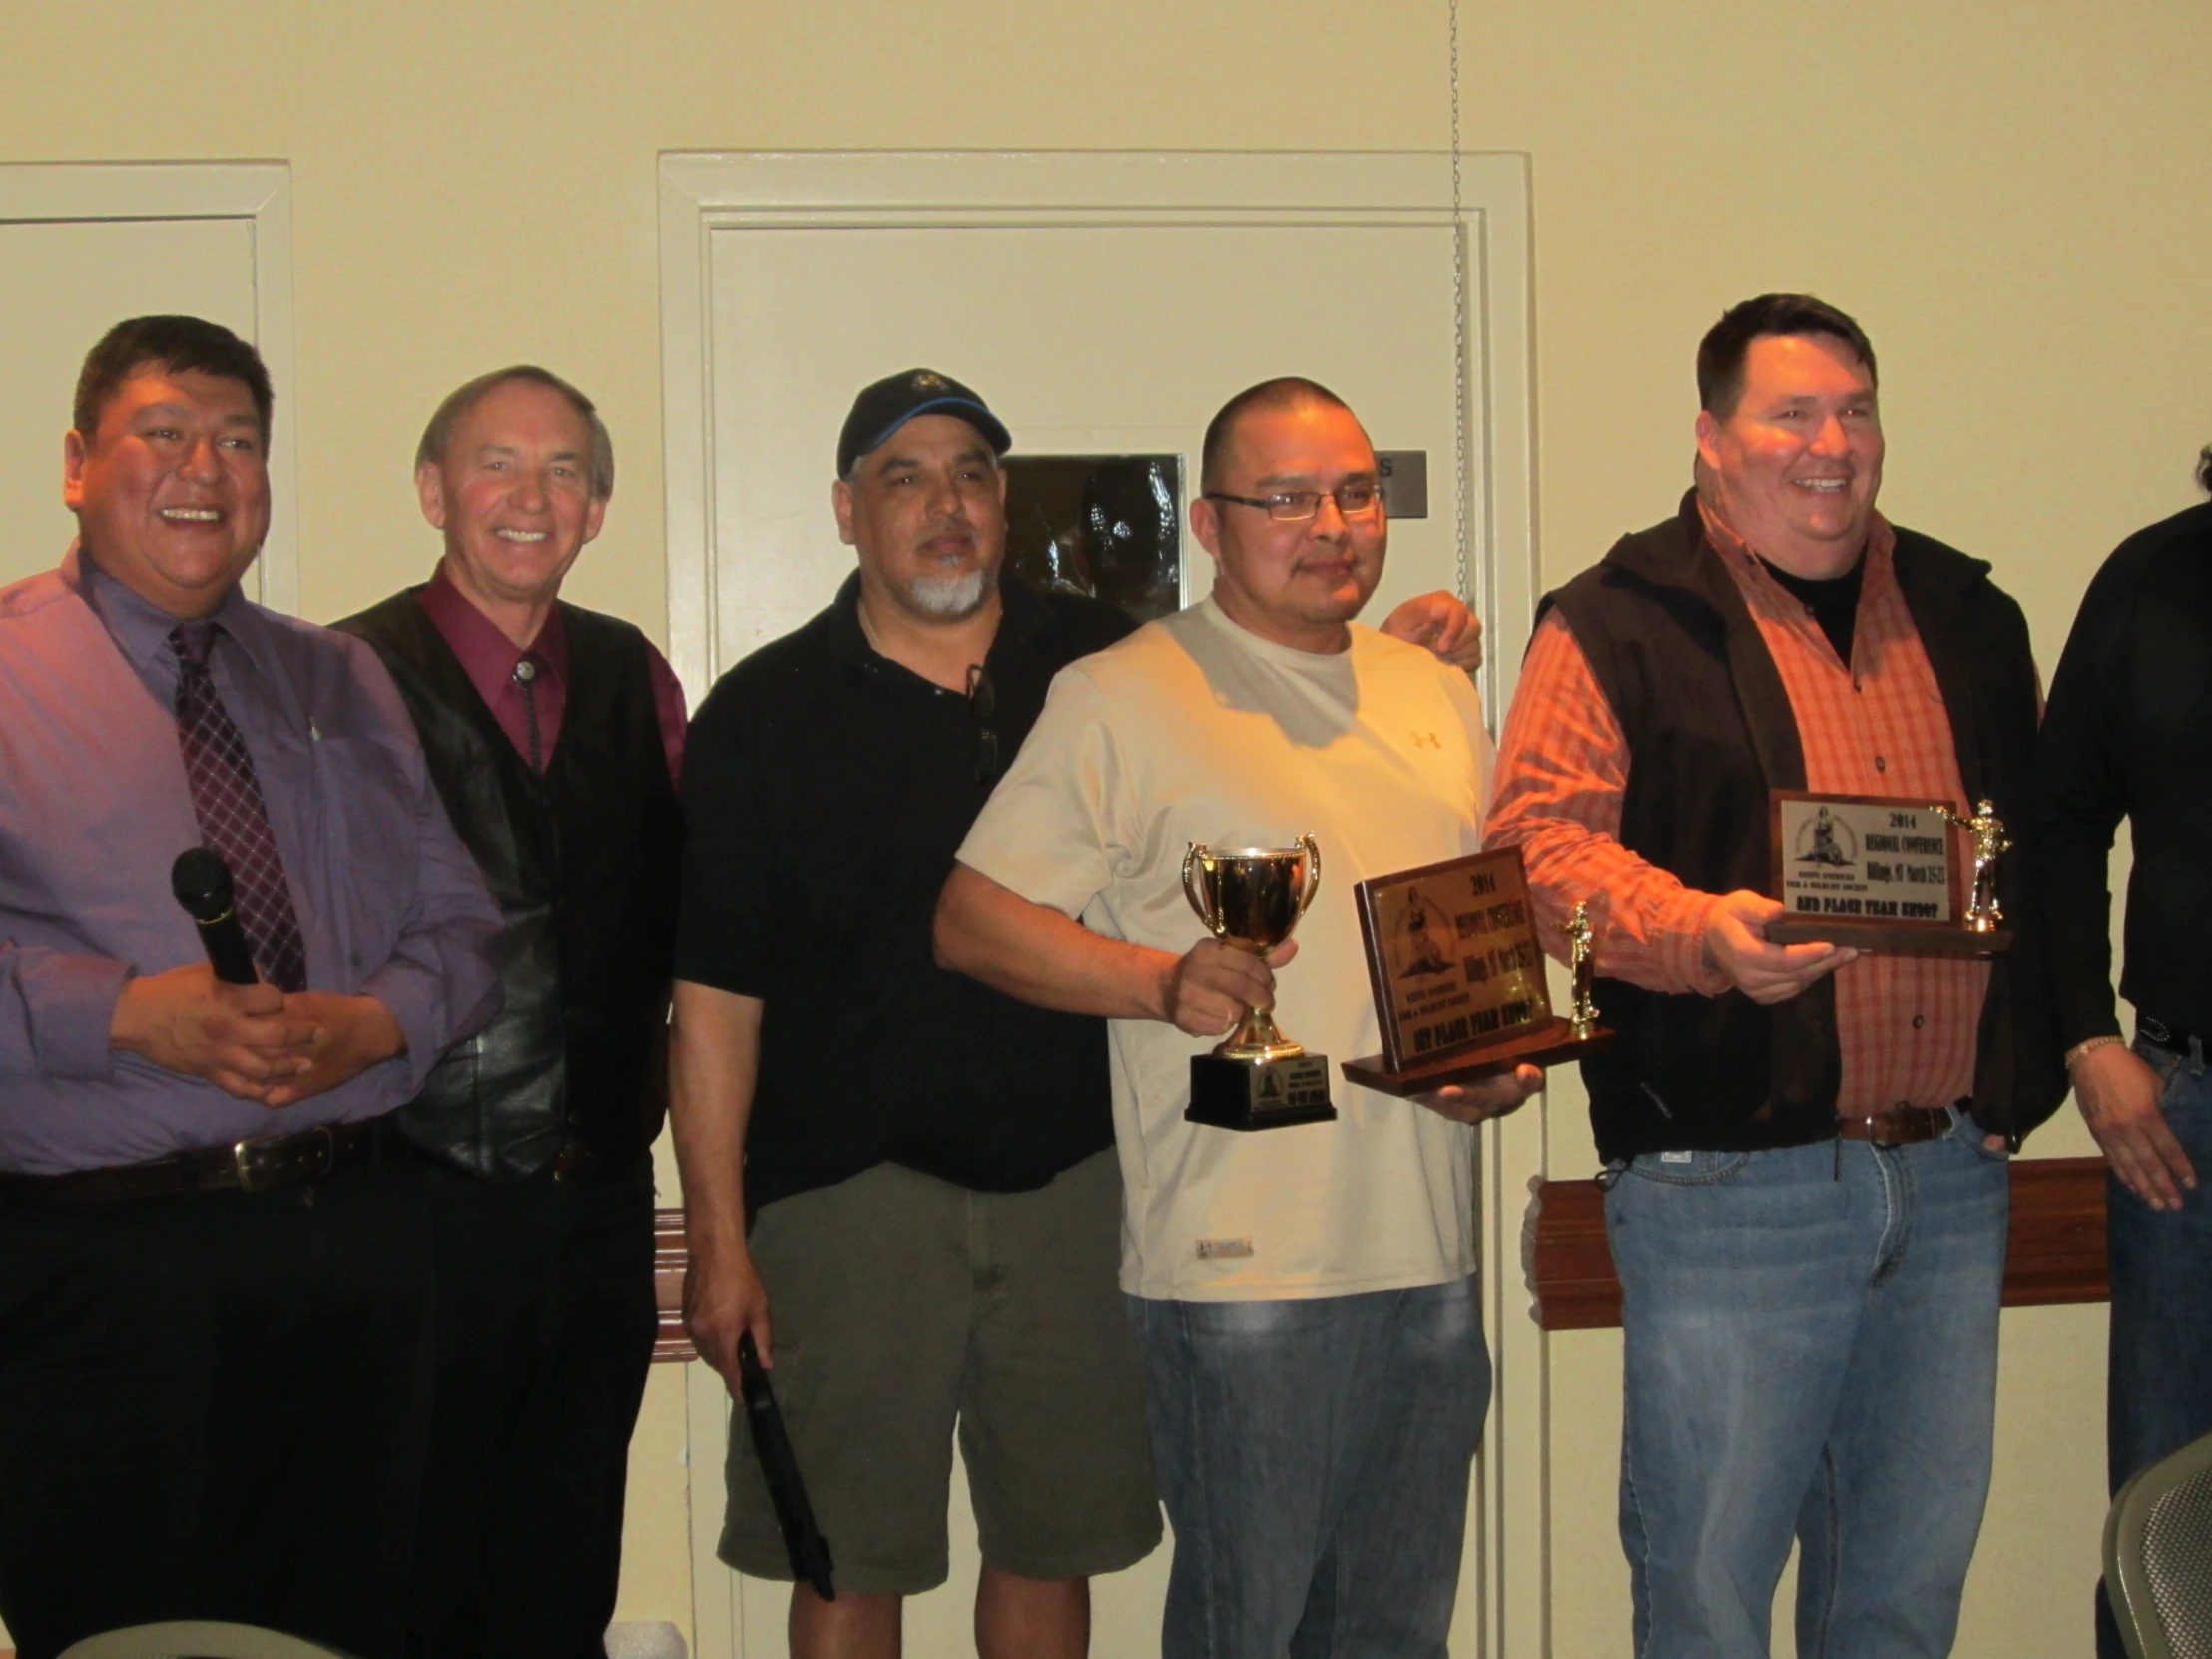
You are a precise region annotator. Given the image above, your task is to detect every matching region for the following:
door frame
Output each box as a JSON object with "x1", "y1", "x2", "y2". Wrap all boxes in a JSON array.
[
  {"x1": 657, "y1": 148, "x2": 1549, "y2": 1659},
  {"x1": 0, "y1": 161, "x2": 299, "y2": 612}
]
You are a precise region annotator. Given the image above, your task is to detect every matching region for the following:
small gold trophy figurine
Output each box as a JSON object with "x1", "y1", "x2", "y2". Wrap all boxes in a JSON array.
[
  {"x1": 1930, "y1": 799, "x2": 2011, "y2": 933},
  {"x1": 1182, "y1": 836, "x2": 1336, "y2": 1130},
  {"x1": 1565, "y1": 899, "x2": 1600, "y2": 1040}
]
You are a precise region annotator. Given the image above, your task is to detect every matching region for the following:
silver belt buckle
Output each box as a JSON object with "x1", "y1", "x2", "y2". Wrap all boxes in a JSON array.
[{"x1": 233, "y1": 1125, "x2": 336, "y2": 1193}]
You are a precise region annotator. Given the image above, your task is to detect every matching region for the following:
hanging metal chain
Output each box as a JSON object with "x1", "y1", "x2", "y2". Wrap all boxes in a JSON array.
[{"x1": 1447, "y1": 0, "x2": 1471, "y2": 602}]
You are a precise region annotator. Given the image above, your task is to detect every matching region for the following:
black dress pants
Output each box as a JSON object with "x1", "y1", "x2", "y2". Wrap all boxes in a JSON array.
[
  {"x1": 0, "y1": 1151, "x2": 437, "y2": 1659},
  {"x1": 408, "y1": 1150, "x2": 658, "y2": 1659}
]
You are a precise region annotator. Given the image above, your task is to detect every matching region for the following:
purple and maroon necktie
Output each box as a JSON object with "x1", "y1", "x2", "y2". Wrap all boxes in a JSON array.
[{"x1": 170, "y1": 621, "x2": 309, "y2": 992}]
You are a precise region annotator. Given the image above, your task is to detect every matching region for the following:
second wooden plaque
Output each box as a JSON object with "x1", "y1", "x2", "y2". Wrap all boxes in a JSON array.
[{"x1": 1342, "y1": 847, "x2": 1612, "y2": 1094}]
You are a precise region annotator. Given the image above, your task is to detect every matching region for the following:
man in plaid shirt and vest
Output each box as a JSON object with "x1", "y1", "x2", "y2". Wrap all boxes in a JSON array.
[{"x1": 1487, "y1": 294, "x2": 2064, "y2": 1659}]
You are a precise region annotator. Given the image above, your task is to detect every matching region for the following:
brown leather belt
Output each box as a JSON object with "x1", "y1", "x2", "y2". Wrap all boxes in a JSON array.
[
  {"x1": 0, "y1": 1119, "x2": 384, "y2": 1208},
  {"x1": 1834, "y1": 1105, "x2": 1953, "y2": 1148}
]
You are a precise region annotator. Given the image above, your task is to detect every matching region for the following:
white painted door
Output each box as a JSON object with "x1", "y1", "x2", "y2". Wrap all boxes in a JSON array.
[
  {"x1": 660, "y1": 151, "x2": 1540, "y2": 1659},
  {"x1": 703, "y1": 221, "x2": 1465, "y2": 664},
  {"x1": 0, "y1": 164, "x2": 297, "y2": 607}
]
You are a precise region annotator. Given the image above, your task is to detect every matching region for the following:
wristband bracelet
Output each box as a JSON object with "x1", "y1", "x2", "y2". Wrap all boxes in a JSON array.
[{"x1": 2064, "y1": 1034, "x2": 2126, "y2": 1070}]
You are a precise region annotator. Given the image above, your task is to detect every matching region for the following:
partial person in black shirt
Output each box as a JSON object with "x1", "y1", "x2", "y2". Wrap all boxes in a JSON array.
[
  {"x1": 2036, "y1": 447, "x2": 2212, "y2": 1659},
  {"x1": 668, "y1": 368, "x2": 1487, "y2": 1659}
]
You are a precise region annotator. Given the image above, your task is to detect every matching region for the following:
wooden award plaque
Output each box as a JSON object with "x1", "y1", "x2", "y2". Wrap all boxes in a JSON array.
[
  {"x1": 1340, "y1": 847, "x2": 1612, "y2": 1097},
  {"x1": 1763, "y1": 791, "x2": 2012, "y2": 955}
]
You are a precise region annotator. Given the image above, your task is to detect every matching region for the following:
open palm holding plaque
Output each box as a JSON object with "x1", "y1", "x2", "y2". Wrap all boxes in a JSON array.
[
  {"x1": 1341, "y1": 847, "x2": 1612, "y2": 1097},
  {"x1": 1763, "y1": 791, "x2": 2013, "y2": 954}
]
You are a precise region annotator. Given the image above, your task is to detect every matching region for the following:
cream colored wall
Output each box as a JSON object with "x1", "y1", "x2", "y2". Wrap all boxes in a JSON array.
[{"x1": 7, "y1": 1, "x2": 2207, "y2": 1652}]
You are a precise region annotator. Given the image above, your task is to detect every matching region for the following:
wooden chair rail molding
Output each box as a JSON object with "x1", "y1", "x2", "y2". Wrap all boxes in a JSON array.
[
  {"x1": 653, "y1": 1212, "x2": 696, "y2": 1363},
  {"x1": 658, "y1": 1159, "x2": 2112, "y2": 1357},
  {"x1": 1524, "y1": 1156, "x2": 2111, "y2": 1331}
]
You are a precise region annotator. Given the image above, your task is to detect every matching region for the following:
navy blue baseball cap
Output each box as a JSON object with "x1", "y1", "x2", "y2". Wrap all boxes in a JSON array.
[{"x1": 836, "y1": 368, "x2": 1012, "y2": 478}]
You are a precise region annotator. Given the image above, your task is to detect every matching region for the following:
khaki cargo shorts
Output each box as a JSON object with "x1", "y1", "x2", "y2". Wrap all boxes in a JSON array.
[{"x1": 720, "y1": 1148, "x2": 1161, "y2": 1595}]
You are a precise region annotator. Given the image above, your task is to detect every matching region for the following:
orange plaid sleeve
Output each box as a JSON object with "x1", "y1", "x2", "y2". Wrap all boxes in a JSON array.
[{"x1": 1484, "y1": 613, "x2": 1729, "y2": 995}]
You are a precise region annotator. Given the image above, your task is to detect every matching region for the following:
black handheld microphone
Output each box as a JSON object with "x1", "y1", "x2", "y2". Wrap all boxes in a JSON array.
[
  {"x1": 170, "y1": 848, "x2": 261, "y2": 986},
  {"x1": 737, "y1": 1333, "x2": 835, "y2": 1601}
]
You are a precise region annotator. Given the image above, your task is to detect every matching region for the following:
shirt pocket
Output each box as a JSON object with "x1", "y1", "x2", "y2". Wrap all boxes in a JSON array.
[{"x1": 308, "y1": 733, "x2": 421, "y2": 989}]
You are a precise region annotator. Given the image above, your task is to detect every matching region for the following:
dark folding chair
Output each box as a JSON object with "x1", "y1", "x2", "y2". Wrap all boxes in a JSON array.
[{"x1": 2106, "y1": 1429, "x2": 2212, "y2": 1659}]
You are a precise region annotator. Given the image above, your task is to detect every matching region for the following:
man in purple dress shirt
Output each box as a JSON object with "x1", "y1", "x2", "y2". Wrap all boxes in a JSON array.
[
  {"x1": 0, "y1": 315, "x2": 503, "y2": 1659},
  {"x1": 339, "y1": 367, "x2": 686, "y2": 1659}
]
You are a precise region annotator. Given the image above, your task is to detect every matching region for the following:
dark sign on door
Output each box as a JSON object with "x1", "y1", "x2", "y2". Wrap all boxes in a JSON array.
[{"x1": 1376, "y1": 450, "x2": 1428, "y2": 519}]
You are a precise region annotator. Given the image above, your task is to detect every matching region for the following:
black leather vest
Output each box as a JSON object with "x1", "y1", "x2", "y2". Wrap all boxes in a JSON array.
[
  {"x1": 340, "y1": 591, "x2": 683, "y2": 1182},
  {"x1": 1543, "y1": 493, "x2": 2063, "y2": 1161}
]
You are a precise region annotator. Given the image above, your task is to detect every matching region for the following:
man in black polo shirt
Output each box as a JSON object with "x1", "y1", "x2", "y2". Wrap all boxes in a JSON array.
[
  {"x1": 2036, "y1": 448, "x2": 2212, "y2": 1659},
  {"x1": 670, "y1": 369, "x2": 1484, "y2": 1658}
]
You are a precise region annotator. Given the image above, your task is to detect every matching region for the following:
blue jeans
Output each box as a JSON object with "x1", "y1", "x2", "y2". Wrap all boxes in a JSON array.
[
  {"x1": 1126, "y1": 1277, "x2": 1489, "y2": 1659},
  {"x1": 2097, "y1": 1033, "x2": 2212, "y2": 1659},
  {"x1": 1604, "y1": 1120, "x2": 2009, "y2": 1659}
]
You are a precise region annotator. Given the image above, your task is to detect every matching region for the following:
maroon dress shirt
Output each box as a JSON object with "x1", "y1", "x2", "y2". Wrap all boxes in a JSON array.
[{"x1": 415, "y1": 566, "x2": 687, "y2": 781}]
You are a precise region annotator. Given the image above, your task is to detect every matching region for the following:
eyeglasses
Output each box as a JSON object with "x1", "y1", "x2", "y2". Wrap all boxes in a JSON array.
[
  {"x1": 1202, "y1": 483, "x2": 1383, "y2": 523},
  {"x1": 966, "y1": 663, "x2": 1000, "y2": 784}
]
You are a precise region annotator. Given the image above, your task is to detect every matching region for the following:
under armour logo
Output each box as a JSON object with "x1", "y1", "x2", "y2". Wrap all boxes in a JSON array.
[{"x1": 1411, "y1": 730, "x2": 1443, "y2": 749}]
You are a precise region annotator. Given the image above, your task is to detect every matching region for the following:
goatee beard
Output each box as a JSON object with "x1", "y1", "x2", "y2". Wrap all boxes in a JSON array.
[{"x1": 906, "y1": 567, "x2": 990, "y2": 618}]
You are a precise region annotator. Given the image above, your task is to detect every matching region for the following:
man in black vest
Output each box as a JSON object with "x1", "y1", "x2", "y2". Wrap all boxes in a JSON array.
[
  {"x1": 1488, "y1": 295, "x2": 2062, "y2": 1659},
  {"x1": 340, "y1": 367, "x2": 686, "y2": 1659}
]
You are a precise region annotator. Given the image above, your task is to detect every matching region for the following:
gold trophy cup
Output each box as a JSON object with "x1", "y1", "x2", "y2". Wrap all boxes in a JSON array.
[{"x1": 1181, "y1": 836, "x2": 1337, "y2": 1130}]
